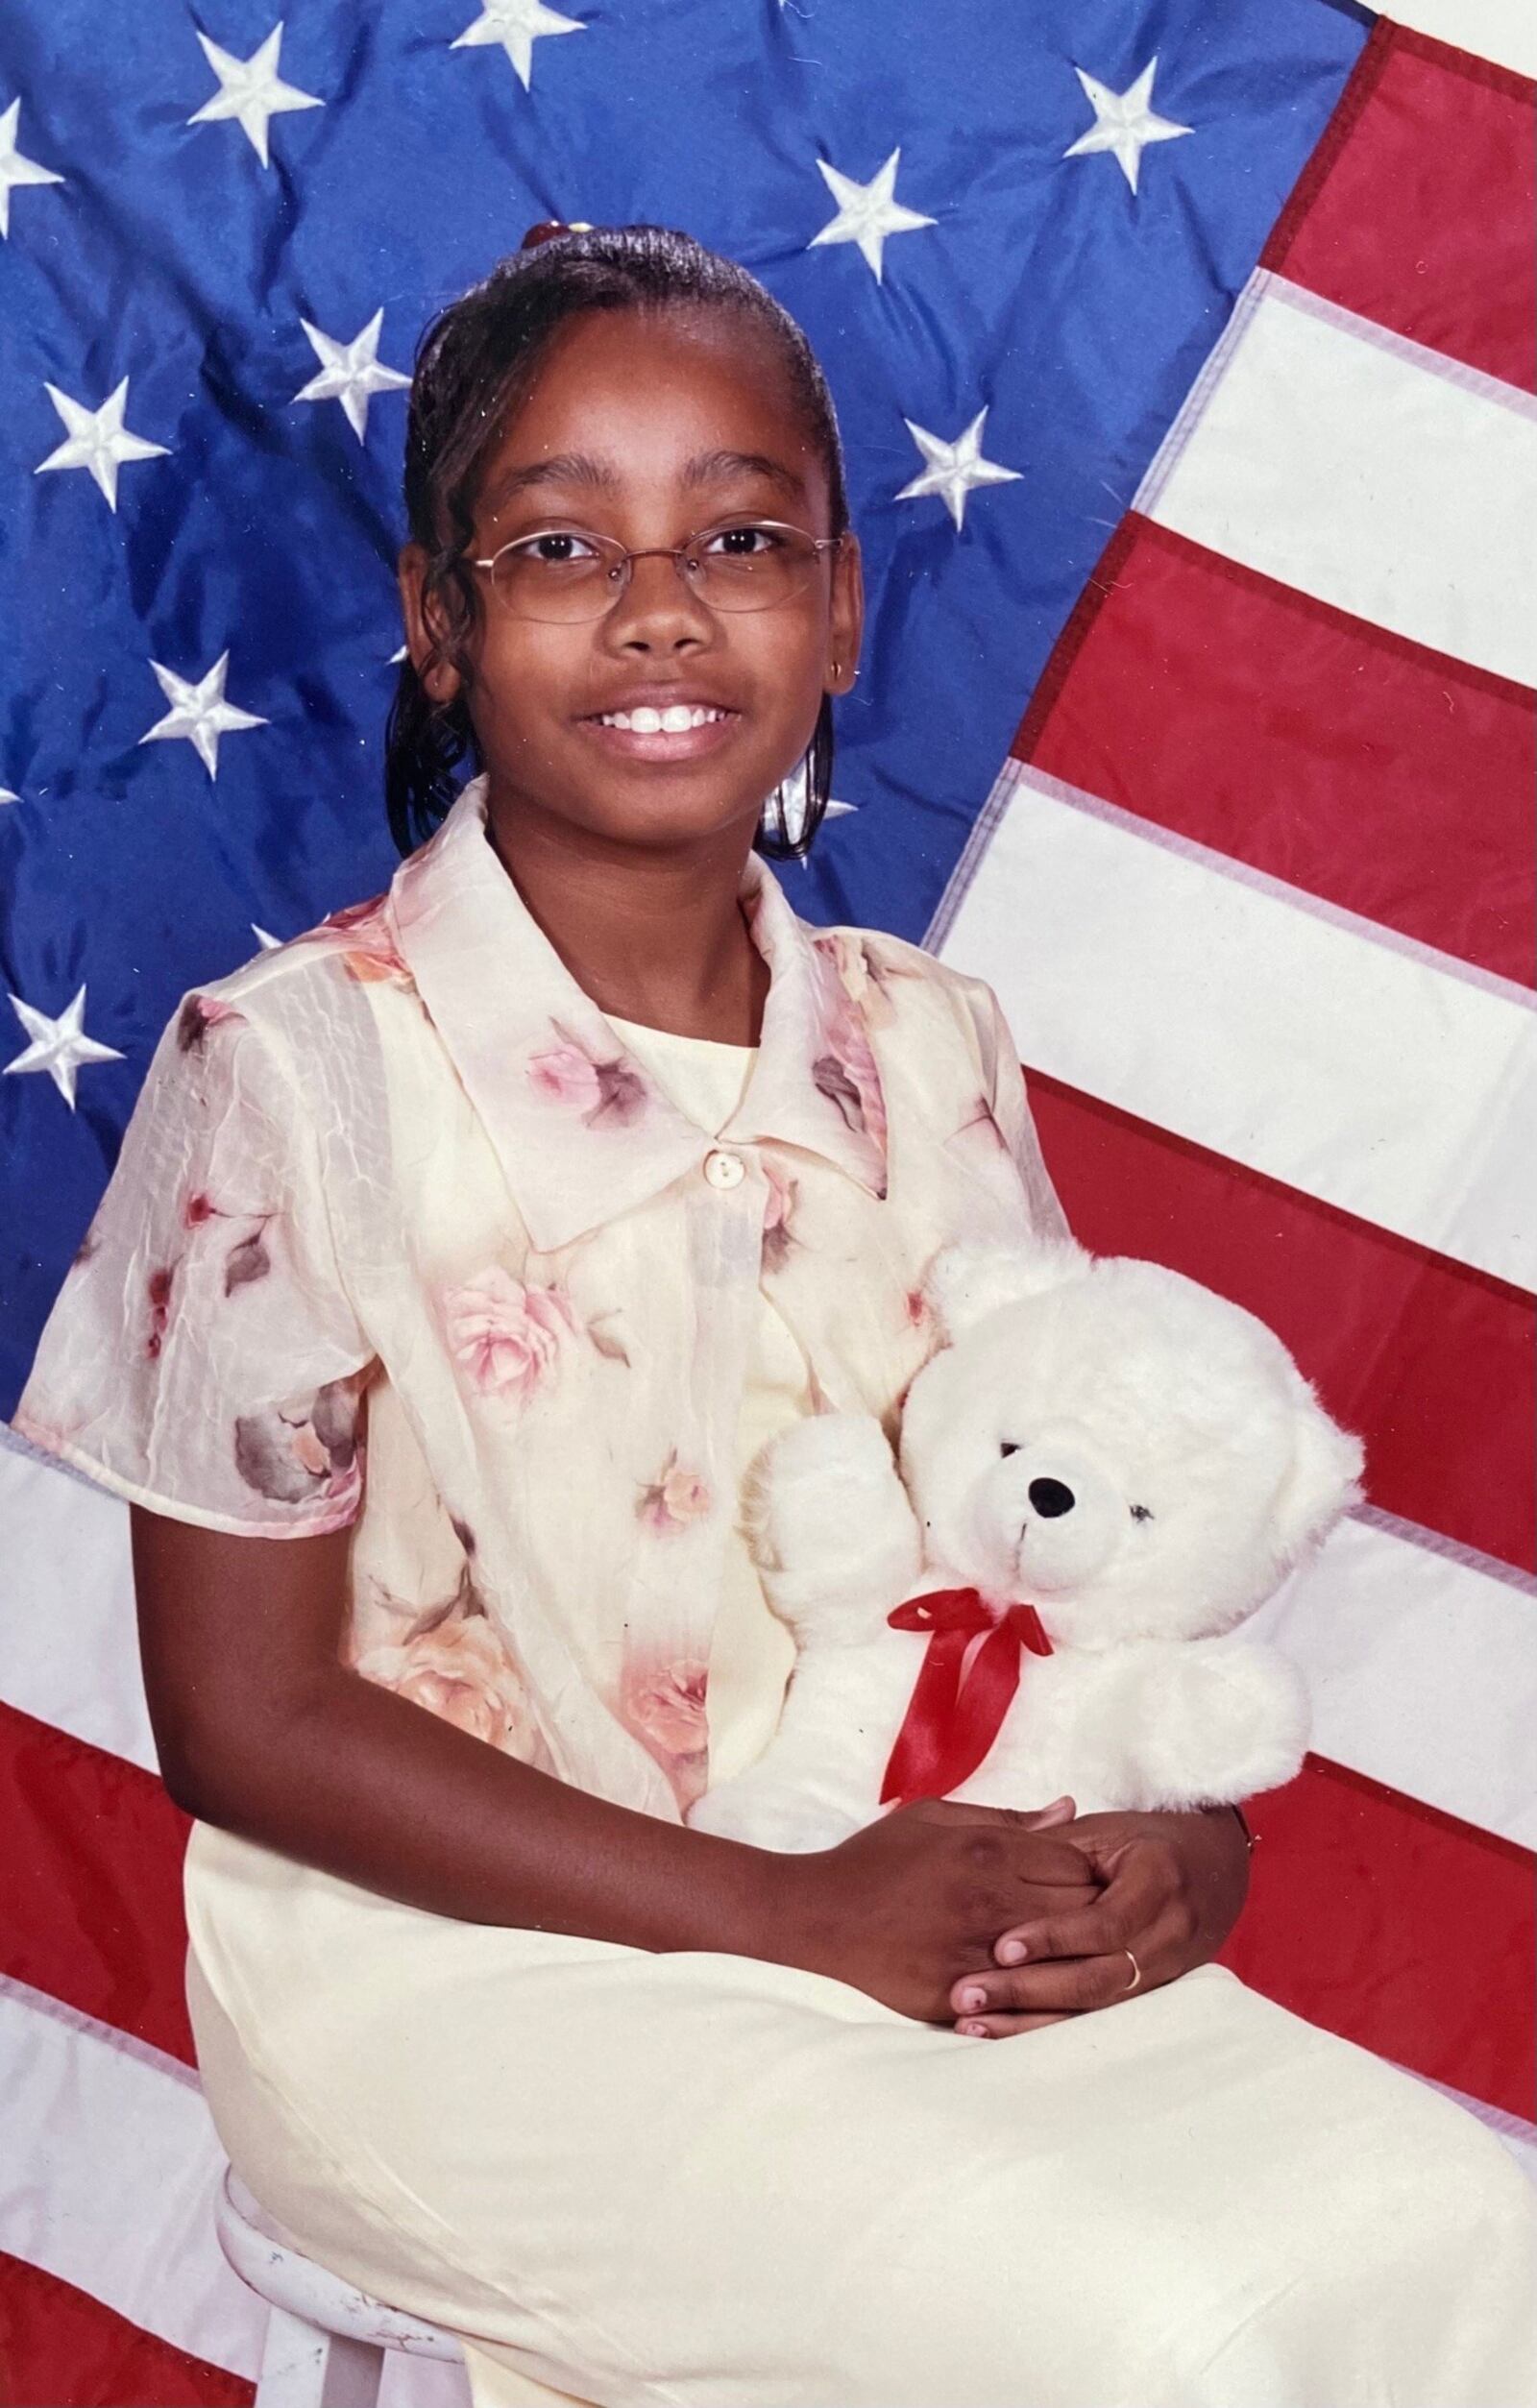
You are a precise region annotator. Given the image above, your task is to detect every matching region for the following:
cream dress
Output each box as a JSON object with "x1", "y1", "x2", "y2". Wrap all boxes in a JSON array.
[{"x1": 179, "y1": 1021, "x2": 1537, "y2": 2408}]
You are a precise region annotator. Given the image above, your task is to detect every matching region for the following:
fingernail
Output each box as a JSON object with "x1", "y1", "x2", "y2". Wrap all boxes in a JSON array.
[
  {"x1": 959, "y1": 1984, "x2": 987, "y2": 2012},
  {"x1": 960, "y1": 2020, "x2": 989, "y2": 2037},
  {"x1": 997, "y1": 1941, "x2": 1027, "y2": 1964}
]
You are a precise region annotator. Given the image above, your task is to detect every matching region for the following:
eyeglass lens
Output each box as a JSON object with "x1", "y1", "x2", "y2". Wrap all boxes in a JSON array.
[{"x1": 487, "y1": 523, "x2": 827, "y2": 622}]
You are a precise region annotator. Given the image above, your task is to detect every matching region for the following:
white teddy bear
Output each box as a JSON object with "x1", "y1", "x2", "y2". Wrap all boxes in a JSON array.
[{"x1": 688, "y1": 1234, "x2": 1364, "y2": 1854}]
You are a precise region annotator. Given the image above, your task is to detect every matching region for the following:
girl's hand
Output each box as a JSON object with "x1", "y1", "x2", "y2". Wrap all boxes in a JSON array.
[
  {"x1": 769, "y1": 1794, "x2": 1101, "y2": 2023},
  {"x1": 947, "y1": 1805, "x2": 1251, "y2": 2038}
]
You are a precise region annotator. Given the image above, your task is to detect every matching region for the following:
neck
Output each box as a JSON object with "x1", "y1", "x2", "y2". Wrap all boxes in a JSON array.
[{"x1": 482, "y1": 788, "x2": 770, "y2": 1045}]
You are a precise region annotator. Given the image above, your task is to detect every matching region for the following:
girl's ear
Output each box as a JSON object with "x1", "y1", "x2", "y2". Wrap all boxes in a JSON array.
[
  {"x1": 925, "y1": 1235, "x2": 1094, "y2": 1339},
  {"x1": 826, "y1": 529, "x2": 864, "y2": 695},
  {"x1": 398, "y1": 546, "x2": 463, "y2": 704}
]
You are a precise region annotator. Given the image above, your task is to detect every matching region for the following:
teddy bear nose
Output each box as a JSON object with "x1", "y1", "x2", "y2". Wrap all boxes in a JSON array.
[{"x1": 1027, "y1": 1476, "x2": 1076, "y2": 1519}]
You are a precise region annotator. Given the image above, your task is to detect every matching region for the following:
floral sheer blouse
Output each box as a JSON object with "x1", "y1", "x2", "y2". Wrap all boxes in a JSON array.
[{"x1": 14, "y1": 775, "x2": 1069, "y2": 1818}]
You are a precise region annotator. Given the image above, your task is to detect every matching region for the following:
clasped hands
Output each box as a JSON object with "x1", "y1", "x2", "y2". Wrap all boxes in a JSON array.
[{"x1": 945, "y1": 1796, "x2": 1251, "y2": 2040}]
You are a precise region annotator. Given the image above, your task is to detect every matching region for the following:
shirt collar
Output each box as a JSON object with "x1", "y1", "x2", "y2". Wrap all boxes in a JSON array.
[{"x1": 388, "y1": 776, "x2": 888, "y2": 1253}]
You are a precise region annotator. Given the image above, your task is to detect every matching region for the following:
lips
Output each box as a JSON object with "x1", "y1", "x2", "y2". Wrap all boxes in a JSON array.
[
  {"x1": 578, "y1": 691, "x2": 740, "y2": 723},
  {"x1": 573, "y1": 692, "x2": 744, "y2": 763},
  {"x1": 589, "y1": 702, "x2": 735, "y2": 734}
]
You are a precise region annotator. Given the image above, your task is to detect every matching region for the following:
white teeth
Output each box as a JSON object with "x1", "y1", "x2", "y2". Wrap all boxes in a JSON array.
[{"x1": 596, "y1": 705, "x2": 728, "y2": 733}]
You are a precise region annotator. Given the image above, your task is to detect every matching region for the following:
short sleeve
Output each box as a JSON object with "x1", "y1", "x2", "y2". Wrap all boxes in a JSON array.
[
  {"x1": 12, "y1": 985, "x2": 377, "y2": 1537},
  {"x1": 973, "y1": 981, "x2": 1074, "y2": 1244}
]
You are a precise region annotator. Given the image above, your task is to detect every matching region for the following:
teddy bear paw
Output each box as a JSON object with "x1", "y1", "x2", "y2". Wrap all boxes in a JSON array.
[
  {"x1": 1121, "y1": 1646, "x2": 1309, "y2": 1807},
  {"x1": 744, "y1": 1413, "x2": 922, "y2": 1632}
]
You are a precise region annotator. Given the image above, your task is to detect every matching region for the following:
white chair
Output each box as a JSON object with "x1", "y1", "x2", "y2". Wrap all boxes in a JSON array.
[{"x1": 213, "y1": 2160, "x2": 468, "y2": 2408}]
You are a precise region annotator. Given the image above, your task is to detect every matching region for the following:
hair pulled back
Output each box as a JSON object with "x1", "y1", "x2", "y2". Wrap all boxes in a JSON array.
[{"x1": 384, "y1": 223, "x2": 851, "y2": 860}]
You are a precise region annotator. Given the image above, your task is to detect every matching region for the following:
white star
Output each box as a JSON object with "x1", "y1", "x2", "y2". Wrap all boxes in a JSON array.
[
  {"x1": 793, "y1": 796, "x2": 857, "y2": 867},
  {"x1": 5, "y1": 986, "x2": 123, "y2": 1109},
  {"x1": 1063, "y1": 58, "x2": 1191, "y2": 196},
  {"x1": 809, "y1": 149, "x2": 935, "y2": 282},
  {"x1": 252, "y1": 923, "x2": 282, "y2": 950},
  {"x1": 765, "y1": 758, "x2": 859, "y2": 855},
  {"x1": 451, "y1": 0, "x2": 584, "y2": 89},
  {"x1": 189, "y1": 23, "x2": 323, "y2": 168},
  {"x1": 293, "y1": 310, "x2": 411, "y2": 443},
  {"x1": 0, "y1": 787, "x2": 17, "y2": 806},
  {"x1": 139, "y1": 653, "x2": 268, "y2": 781},
  {"x1": 0, "y1": 98, "x2": 63, "y2": 238},
  {"x1": 35, "y1": 379, "x2": 169, "y2": 513},
  {"x1": 895, "y1": 406, "x2": 1022, "y2": 532}
]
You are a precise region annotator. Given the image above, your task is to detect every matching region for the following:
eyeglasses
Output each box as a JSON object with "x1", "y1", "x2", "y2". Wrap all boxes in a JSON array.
[{"x1": 469, "y1": 519, "x2": 844, "y2": 624}]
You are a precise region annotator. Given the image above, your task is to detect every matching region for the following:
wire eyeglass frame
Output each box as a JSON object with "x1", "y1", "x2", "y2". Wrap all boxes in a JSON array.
[{"x1": 469, "y1": 518, "x2": 846, "y2": 623}]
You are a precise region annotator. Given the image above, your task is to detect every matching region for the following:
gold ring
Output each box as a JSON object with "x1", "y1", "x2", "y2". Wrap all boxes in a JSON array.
[{"x1": 1121, "y1": 1947, "x2": 1142, "y2": 1994}]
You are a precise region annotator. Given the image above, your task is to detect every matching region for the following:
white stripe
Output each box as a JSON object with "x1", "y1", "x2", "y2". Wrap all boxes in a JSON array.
[
  {"x1": 0, "y1": 1430, "x2": 156, "y2": 1771},
  {"x1": 951, "y1": 768, "x2": 1530, "y2": 1015},
  {"x1": 1136, "y1": 274, "x2": 1537, "y2": 688},
  {"x1": 1240, "y1": 1511, "x2": 1537, "y2": 1849},
  {"x1": 1374, "y1": 0, "x2": 1537, "y2": 80},
  {"x1": 8, "y1": 1401, "x2": 1534, "y2": 1850},
  {"x1": 0, "y1": 1973, "x2": 472, "y2": 2406},
  {"x1": 0, "y1": 1974, "x2": 264, "y2": 2374},
  {"x1": 938, "y1": 764, "x2": 1537, "y2": 1288}
]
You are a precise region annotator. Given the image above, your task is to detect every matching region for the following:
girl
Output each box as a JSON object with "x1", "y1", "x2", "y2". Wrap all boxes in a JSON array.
[{"x1": 14, "y1": 225, "x2": 1536, "y2": 2408}]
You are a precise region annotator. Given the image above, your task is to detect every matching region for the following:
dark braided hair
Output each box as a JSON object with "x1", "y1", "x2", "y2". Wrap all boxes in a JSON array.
[{"x1": 385, "y1": 222, "x2": 851, "y2": 860}]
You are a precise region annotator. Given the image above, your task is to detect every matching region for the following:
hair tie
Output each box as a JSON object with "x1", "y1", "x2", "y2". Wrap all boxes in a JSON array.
[{"x1": 521, "y1": 219, "x2": 594, "y2": 250}]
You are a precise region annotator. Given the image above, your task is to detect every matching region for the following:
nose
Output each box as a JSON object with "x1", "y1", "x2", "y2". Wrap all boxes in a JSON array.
[
  {"x1": 1027, "y1": 1476, "x2": 1076, "y2": 1519},
  {"x1": 606, "y1": 547, "x2": 714, "y2": 651}
]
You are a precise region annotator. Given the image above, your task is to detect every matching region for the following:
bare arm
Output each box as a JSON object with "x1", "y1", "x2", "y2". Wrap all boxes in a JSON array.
[
  {"x1": 132, "y1": 1505, "x2": 1100, "y2": 2016},
  {"x1": 133, "y1": 1507, "x2": 786, "y2": 1954}
]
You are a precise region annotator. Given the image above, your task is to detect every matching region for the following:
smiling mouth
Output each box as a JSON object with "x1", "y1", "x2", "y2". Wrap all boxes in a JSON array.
[{"x1": 575, "y1": 704, "x2": 743, "y2": 760}]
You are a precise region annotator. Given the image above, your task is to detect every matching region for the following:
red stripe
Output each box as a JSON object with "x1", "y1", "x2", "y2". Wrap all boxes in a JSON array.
[
  {"x1": 1017, "y1": 516, "x2": 1536, "y2": 988},
  {"x1": 1260, "y1": 21, "x2": 1536, "y2": 394},
  {"x1": 0, "y1": 1700, "x2": 195, "y2": 2066},
  {"x1": 1024, "y1": 1069, "x2": 1535, "y2": 1573},
  {"x1": 1218, "y1": 1753, "x2": 1535, "y2": 2120},
  {"x1": 0, "y1": 2250, "x2": 252, "y2": 2408},
  {"x1": 2, "y1": 1692, "x2": 1528, "y2": 2161}
]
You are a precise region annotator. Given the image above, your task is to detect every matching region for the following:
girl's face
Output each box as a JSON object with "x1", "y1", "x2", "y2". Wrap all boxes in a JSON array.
[{"x1": 400, "y1": 304, "x2": 864, "y2": 858}]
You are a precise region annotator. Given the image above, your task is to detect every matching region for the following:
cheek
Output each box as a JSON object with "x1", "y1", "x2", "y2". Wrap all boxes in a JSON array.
[
  {"x1": 469, "y1": 623, "x2": 581, "y2": 734},
  {"x1": 734, "y1": 591, "x2": 831, "y2": 702}
]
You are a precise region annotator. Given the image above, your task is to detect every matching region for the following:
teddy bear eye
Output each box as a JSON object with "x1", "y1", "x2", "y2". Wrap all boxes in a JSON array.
[
  {"x1": 1130, "y1": 1503, "x2": 1154, "y2": 1522},
  {"x1": 999, "y1": 1442, "x2": 1020, "y2": 1458}
]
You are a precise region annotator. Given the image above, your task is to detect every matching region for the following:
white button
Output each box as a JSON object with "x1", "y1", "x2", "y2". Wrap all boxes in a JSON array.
[{"x1": 703, "y1": 1148, "x2": 745, "y2": 1191}]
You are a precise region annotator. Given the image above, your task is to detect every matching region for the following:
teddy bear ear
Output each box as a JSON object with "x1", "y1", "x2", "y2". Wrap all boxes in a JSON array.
[
  {"x1": 925, "y1": 1235, "x2": 1094, "y2": 1338},
  {"x1": 1270, "y1": 1377, "x2": 1366, "y2": 1569}
]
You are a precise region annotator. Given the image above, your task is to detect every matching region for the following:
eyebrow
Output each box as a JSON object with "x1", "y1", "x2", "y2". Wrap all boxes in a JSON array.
[{"x1": 481, "y1": 447, "x2": 808, "y2": 518}]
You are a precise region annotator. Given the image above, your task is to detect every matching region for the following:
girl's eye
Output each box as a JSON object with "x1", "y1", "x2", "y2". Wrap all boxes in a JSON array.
[
  {"x1": 514, "y1": 531, "x2": 601, "y2": 565},
  {"x1": 703, "y1": 523, "x2": 782, "y2": 556}
]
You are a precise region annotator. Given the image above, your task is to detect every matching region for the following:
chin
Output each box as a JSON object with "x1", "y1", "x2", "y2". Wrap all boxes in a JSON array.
[{"x1": 584, "y1": 782, "x2": 766, "y2": 850}]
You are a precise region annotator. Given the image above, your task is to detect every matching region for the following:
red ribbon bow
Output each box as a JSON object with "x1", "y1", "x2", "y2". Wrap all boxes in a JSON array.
[{"x1": 879, "y1": 1586, "x2": 1054, "y2": 1809}]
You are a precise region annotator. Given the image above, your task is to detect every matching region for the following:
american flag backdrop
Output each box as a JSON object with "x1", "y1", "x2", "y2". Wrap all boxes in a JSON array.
[{"x1": 2, "y1": 0, "x2": 1534, "y2": 2397}]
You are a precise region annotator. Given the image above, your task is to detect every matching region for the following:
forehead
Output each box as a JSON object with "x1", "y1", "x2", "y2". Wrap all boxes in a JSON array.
[{"x1": 476, "y1": 304, "x2": 824, "y2": 517}]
